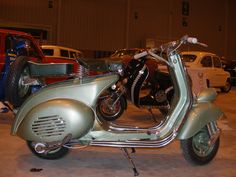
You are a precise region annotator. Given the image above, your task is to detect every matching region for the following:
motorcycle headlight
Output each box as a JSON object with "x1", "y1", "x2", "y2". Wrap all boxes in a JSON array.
[
  {"x1": 111, "y1": 84, "x2": 117, "y2": 90},
  {"x1": 117, "y1": 68, "x2": 124, "y2": 76},
  {"x1": 108, "y1": 62, "x2": 124, "y2": 75}
]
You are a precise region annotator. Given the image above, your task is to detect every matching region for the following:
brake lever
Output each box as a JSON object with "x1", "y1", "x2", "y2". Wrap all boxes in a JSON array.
[{"x1": 197, "y1": 42, "x2": 208, "y2": 48}]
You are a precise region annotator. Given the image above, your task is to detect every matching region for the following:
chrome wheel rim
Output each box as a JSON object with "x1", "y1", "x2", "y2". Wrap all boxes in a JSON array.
[
  {"x1": 192, "y1": 128, "x2": 214, "y2": 157},
  {"x1": 100, "y1": 97, "x2": 121, "y2": 117},
  {"x1": 18, "y1": 67, "x2": 30, "y2": 98}
]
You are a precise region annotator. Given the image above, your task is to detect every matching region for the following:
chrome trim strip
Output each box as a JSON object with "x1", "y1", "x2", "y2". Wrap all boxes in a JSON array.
[
  {"x1": 165, "y1": 86, "x2": 174, "y2": 94},
  {"x1": 90, "y1": 131, "x2": 176, "y2": 148},
  {"x1": 107, "y1": 120, "x2": 165, "y2": 132}
]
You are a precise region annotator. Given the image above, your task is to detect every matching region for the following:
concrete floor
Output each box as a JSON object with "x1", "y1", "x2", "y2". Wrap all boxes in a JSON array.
[{"x1": 0, "y1": 88, "x2": 236, "y2": 177}]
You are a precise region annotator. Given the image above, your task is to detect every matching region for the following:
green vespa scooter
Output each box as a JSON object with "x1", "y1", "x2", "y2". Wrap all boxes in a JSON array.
[{"x1": 11, "y1": 35, "x2": 223, "y2": 176}]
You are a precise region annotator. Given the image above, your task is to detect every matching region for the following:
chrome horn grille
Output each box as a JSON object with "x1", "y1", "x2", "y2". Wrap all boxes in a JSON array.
[{"x1": 32, "y1": 115, "x2": 66, "y2": 138}]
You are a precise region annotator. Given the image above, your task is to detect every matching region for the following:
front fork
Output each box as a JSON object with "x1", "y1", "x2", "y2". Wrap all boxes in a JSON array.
[
  {"x1": 103, "y1": 81, "x2": 127, "y2": 109},
  {"x1": 207, "y1": 121, "x2": 221, "y2": 147},
  {"x1": 111, "y1": 88, "x2": 126, "y2": 108}
]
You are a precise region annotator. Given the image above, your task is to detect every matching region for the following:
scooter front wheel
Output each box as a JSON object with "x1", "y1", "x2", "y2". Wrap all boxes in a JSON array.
[
  {"x1": 27, "y1": 141, "x2": 69, "y2": 160},
  {"x1": 96, "y1": 94, "x2": 126, "y2": 121},
  {"x1": 180, "y1": 126, "x2": 220, "y2": 165}
]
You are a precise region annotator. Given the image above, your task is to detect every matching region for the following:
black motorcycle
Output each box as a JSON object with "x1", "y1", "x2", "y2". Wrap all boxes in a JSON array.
[{"x1": 96, "y1": 53, "x2": 174, "y2": 121}]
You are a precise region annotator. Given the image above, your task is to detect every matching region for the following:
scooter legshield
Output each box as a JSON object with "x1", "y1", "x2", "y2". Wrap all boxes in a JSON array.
[{"x1": 15, "y1": 99, "x2": 95, "y2": 142}]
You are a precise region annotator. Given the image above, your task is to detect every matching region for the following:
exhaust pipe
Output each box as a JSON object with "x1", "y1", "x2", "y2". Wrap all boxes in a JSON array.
[{"x1": 34, "y1": 134, "x2": 72, "y2": 153}]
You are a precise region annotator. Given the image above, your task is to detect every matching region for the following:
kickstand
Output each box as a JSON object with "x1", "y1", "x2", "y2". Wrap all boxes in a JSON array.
[
  {"x1": 120, "y1": 148, "x2": 139, "y2": 176},
  {"x1": 147, "y1": 108, "x2": 157, "y2": 122}
]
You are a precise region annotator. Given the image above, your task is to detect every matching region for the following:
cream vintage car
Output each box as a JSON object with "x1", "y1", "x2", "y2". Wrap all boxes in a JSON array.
[
  {"x1": 41, "y1": 45, "x2": 84, "y2": 59},
  {"x1": 181, "y1": 51, "x2": 231, "y2": 93}
]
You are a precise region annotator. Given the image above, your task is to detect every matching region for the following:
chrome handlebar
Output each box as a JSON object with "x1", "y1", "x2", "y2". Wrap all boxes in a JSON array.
[{"x1": 133, "y1": 35, "x2": 207, "y2": 66}]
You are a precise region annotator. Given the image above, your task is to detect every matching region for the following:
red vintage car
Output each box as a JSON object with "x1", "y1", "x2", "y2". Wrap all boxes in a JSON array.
[
  {"x1": 0, "y1": 29, "x2": 87, "y2": 107},
  {"x1": 0, "y1": 29, "x2": 120, "y2": 108}
]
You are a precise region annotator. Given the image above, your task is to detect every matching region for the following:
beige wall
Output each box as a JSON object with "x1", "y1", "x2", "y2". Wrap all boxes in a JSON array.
[
  {"x1": 0, "y1": 0, "x2": 235, "y2": 60},
  {"x1": 128, "y1": 0, "x2": 172, "y2": 47},
  {"x1": 0, "y1": 0, "x2": 58, "y2": 42},
  {"x1": 174, "y1": 0, "x2": 226, "y2": 56},
  {"x1": 58, "y1": 0, "x2": 127, "y2": 50},
  {"x1": 227, "y1": 0, "x2": 236, "y2": 60}
]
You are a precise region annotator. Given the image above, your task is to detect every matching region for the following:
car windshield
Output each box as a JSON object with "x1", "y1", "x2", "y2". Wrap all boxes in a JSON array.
[{"x1": 181, "y1": 54, "x2": 197, "y2": 62}]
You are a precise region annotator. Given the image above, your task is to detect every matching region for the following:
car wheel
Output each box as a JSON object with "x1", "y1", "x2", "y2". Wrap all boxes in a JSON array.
[
  {"x1": 27, "y1": 141, "x2": 69, "y2": 160},
  {"x1": 220, "y1": 78, "x2": 231, "y2": 93},
  {"x1": 5, "y1": 56, "x2": 32, "y2": 107}
]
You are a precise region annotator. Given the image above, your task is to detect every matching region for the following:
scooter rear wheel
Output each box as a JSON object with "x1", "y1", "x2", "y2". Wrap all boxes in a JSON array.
[
  {"x1": 27, "y1": 141, "x2": 69, "y2": 160},
  {"x1": 180, "y1": 126, "x2": 220, "y2": 165}
]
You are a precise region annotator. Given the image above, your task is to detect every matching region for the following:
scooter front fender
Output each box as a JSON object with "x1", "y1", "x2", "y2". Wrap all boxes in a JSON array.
[
  {"x1": 177, "y1": 102, "x2": 223, "y2": 140},
  {"x1": 12, "y1": 99, "x2": 95, "y2": 142}
]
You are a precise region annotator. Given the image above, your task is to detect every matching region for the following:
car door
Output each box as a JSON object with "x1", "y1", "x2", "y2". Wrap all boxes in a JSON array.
[
  {"x1": 0, "y1": 33, "x2": 4, "y2": 77},
  {"x1": 212, "y1": 56, "x2": 228, "y2": 86},
  {"x1": 200, "y1": 55, "x2": 217, "y2": 87}
]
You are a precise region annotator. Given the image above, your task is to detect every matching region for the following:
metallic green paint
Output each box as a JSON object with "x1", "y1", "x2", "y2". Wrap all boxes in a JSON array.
[
  {"x1": 16, "y1": 99, "x2": 95, "y2": 142},
  {"x1": 177, "y1": 102, "x2": 223, "y2": 139},
  {"x1": 177, "y1": 87, "x2": 222, "y2": 140},
  {"x1": 197, "y1": 88, "x2": 217, "y2": 102},
  {"x1": 11, "y1": 40, "x2": 223, "y2": 149},
  {"x1": 11, "y1": 74, "x2": 119, "y2": 138}
]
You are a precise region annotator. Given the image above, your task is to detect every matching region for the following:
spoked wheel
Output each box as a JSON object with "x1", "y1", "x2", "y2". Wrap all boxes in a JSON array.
[
  {"x1": 180, "y1": 126, "x2": 220, "y2": 165},
  {"x1": 96, "y1": 93, "x2": 126, "y2": 121},
  {"x1": 27, "y1": 141, "x2": 69, "y2": 160}
]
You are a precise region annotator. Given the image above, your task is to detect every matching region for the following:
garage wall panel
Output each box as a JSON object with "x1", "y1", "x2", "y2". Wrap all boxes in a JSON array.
[
  {"x1": 227, "y1": 0, "x2": 236, "y2": 60},
  {"x1": 0, "y1": 0, "x2": 58, "y2": 42},
  {"x1": 171, "y1": 0, "x2": 226, "y2": 56},
  {"x1": 0, "y1": 0, "x2": 235, "y2": 60},
  {"x1": 128, "y1": 0, "x2": 172, "y2": 48},
  {"x1": 58, "y1": 0, "x2": 127, "y2": 51}
]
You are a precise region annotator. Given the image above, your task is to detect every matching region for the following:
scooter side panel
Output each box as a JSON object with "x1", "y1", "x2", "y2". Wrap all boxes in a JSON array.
[
  {"x1": 16, "y1": 99, "x2": 95, "y2": 142},
  {"x1": 177, "y1": 102, "x2": 223, "y2": 139},
  {"x1": 11, "y1": 74, "x2": 119, "y2": 137}
]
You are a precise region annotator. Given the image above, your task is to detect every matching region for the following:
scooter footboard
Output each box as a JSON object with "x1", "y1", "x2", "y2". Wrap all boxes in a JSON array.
[
  {"x1": 177, "y1": 102, "x2": 223, "y2": 140},
  {"x1": 12, "y1": 99, "x2": 95, "y2": 142}
]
